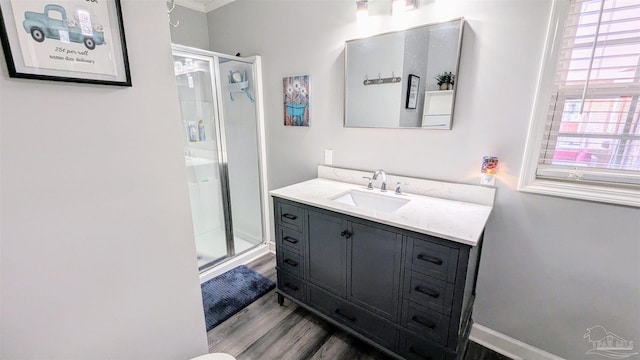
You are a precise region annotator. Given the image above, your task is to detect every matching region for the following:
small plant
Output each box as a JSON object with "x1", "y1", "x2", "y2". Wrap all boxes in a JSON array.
[{"x1": 434, "y1": 71, "x2": 455, "y2": 86}]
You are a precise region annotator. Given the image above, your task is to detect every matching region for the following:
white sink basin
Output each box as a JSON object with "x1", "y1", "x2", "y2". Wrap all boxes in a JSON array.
[{"x1": 330, "y1": 189, "x2": 410, "y2": 213}]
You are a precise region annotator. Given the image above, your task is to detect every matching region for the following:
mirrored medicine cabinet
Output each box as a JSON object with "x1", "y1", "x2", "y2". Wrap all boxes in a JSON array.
[{"x1": 344, "y1": 18, "x2": 464, "y2": 129}]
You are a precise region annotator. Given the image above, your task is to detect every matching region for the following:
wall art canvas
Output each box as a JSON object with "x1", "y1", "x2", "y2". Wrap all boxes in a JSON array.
[{"x1": 283, "y1": 75, "x2": 310, "y2": 126}]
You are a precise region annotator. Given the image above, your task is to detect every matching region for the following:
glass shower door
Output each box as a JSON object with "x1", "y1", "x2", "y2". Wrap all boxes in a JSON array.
[
  {"x1": 173, "y1": 52, "x2": 232, "y2": 269},
  {"x1": 217, "y1": 57, "x2": 264, "y2": 255}
]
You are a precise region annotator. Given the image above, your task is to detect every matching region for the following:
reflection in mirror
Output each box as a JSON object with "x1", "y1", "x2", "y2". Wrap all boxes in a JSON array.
[{"x1": 344, "y1": 18, "x2": 464, "y2": 129}]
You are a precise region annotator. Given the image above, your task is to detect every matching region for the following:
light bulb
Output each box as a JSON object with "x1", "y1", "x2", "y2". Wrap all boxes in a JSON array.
[
  {"x1": 356, "y1": 0, "x2": 368, "y2": 22},
  {"x1": 392, "y1": 0, "x2": 417, "y2": 15},
  {"x1": 391, "y1": 0, "x2": 405, "y2": 15}
]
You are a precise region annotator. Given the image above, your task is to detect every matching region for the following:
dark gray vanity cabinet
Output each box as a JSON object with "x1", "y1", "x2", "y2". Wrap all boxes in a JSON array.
[
  {"x1": 348, "y1": 221, "x2": 402, "y2": 320},
  {"x1": 274, "y1": 197, "x2": 483, "y2": 360},
  {"x1": 307, "y1": 210, "x2": 348, "y2": 297}
]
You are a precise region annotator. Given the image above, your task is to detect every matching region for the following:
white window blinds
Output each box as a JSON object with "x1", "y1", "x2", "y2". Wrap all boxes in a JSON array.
[{"x1": 537, "y1": 0, "x2": 640, "y2": 187}]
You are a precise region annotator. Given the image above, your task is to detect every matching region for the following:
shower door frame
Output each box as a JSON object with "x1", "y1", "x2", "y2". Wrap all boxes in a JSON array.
[{"x1": 172, "y1": 44, "x2": 269, "y2": 272}]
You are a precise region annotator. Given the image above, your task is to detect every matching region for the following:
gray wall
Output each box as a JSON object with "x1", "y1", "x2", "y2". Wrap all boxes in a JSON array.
[
  {"x1": 169, "y1": 3, "x2": 211, "y2": 50},
  {"x1": 0, "y1": 0, "x2": 208, "y2": 358},
  {"x1": 207, "y1": 1, "x2": 640, "y2": 359},
  {"x1": 346, "y1": 31, "x2": 404, "y2": 127}
]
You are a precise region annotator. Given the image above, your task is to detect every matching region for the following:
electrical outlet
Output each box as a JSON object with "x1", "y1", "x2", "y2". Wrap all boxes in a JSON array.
[{"x1": 324, "y1": 149, "x2": 333, "y2": 165}]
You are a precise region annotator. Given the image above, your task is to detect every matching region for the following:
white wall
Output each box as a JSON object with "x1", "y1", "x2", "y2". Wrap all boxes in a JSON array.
[
  {"x1": 398, "y1": 26, "x2": 429, "y2": 127},
  {"x1": 0, "y1": 0, "x2": 209, "y2": 358},
  {"x1": 169, "y1": 3, "x2": 211, "y2": 50},
  {"x1": 207, "y1": 1, "x2": 640, "y2": 359}
]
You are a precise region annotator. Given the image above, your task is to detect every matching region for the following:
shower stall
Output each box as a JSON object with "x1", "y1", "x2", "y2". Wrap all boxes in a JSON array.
[{"x1": 172, "y1": 44, "x2": 268, "y2": 273}]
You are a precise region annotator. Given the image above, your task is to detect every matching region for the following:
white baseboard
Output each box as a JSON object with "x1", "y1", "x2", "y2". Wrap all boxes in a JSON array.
[
  {"x1": 470, "y1": 324, "x2": 565, "y2": 360},
  {"x1": 268, "y1": 241, "x2": 276, "y2": 253},
  {"x1": 199, "y1": 244, "x2": 270, "y2": 283}
]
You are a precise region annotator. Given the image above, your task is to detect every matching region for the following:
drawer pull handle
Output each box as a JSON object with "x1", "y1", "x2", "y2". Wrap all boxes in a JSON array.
[
  {"x1": 283, "y1": 283, "x2": 299, "y2": 291},
  {"x1": 340, "y1": 230, "x2": 352, "y2": 239},
  {"x1": 334, "y1": 309, "x2": 356, "y2": 322},
  {"x1": 411, "y1": 315, "x2": 436, "y2": 329},
  {"x1": 284, "y1": 259, "x2": 299, "y2": 267},
  {"x1": 283, "y1": 236, "x2": 299, "y2": 244},
  {"x1": 408, "y1": 346, "x2": 433, "y2": 360},
  {"x1": 417, "y1": 254, "x2": 443, "y2": 265},
  {"x1": 415, "y1": 286, "x2": 440, "y2": 298},
  {"x1": 282, "y1": 213, "x2": 298, "y2": 220}
]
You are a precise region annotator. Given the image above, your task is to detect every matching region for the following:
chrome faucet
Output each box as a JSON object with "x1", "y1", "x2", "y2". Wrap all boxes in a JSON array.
[{"x1": 372, "y1": 169, "x2": 387, "y2": 192}]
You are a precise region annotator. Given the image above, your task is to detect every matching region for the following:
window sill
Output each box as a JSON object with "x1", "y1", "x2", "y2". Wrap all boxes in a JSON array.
[{"x1": 518, "y1": 178, "x2": 640, "y2": 208}]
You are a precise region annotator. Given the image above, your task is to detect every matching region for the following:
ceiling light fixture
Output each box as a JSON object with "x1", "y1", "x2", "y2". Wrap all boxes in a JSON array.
[{"x1": 356, "y1": 0, "x2": 369, "y2": 22}]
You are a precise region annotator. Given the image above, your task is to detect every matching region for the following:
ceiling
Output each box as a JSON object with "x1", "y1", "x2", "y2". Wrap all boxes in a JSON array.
[{"x1": 174, "y1": 0, "x2": 236, "y2": 13}]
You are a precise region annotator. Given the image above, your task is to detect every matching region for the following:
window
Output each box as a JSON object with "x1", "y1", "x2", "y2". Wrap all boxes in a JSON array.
[{"x1": 520, "y1": 0, "x2": 640, "y2": 207}]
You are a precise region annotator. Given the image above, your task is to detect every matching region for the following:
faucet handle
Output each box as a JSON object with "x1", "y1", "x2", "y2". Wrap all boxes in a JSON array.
[
  {"x1": 395, "y1": 181, "x2": 407, "y2": 195},
  {"x1": 362, "y1": 176, "x2": 373, "y2": 190}
]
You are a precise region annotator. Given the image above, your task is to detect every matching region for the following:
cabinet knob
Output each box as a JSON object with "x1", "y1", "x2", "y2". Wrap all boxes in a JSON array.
[
  {"x1": 334, "y1": 308, "x2": 356, "y2": 322},
  {"x1": 283, "y1": 236, "x2": 299, "y2": 244},
  {"x1": 408, "y1": 346, "x2": 433, "y2": 360},
  {"x1": 283, "y1": 283, "x2": 299, "y2": 291},
  {"x1": 282, "y1": 213, "x2": 298, "y2": 220},
  {"x1": 284, "y1": 259, "x2": 299, "y2": 267},
  {"x1": 411, "y1": 315, "x2": 436, "y2": 329},
  {"x1": 340, "y1": 230, "x2": 352, "y2": 239},
  {"x1": 417, "y1": 254, "x2": 443, "y2": 265},
  {"x1": 415, "y1": 286, "x2": 440, "y2": 298}
]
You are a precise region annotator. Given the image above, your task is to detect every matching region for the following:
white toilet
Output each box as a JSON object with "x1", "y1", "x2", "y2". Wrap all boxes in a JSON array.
[{"x1": 191, "y1": 353, "x2": 236, "y2": 360}]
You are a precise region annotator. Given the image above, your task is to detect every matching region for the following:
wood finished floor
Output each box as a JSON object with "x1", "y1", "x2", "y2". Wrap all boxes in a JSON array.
[{"x1": 207, "y1": 253, "x2": 511, "y2": 360}]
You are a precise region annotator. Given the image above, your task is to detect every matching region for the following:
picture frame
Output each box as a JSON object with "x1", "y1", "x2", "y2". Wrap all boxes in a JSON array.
[
  {"x1": 406, "y1": 74, "x2": 420, "y2": 109},
  {"x1": 283, "y1": 75, "x2": 310, "y2": 127},
  {"x1": 0, "y1": 0, "x2": 131, "y2": 86}
]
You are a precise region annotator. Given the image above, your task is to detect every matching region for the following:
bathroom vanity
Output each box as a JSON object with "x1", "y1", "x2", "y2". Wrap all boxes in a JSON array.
[{"x1": 271, "y1": 166, "x2": 495, "y2": 360}]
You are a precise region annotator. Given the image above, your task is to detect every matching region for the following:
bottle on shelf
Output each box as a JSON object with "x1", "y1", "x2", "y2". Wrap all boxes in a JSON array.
[
  {"x1": 198, "y1": 119, "x2": 206, "y2": 141},
  {"x1": 188, "y1": 121, "x2": 198, "y2": 142}
]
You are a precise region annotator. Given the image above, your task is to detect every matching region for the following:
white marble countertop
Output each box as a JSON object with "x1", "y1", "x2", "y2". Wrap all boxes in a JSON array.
[{"x1": 270, "y1": 178, "x2": 494, "y2": 246}]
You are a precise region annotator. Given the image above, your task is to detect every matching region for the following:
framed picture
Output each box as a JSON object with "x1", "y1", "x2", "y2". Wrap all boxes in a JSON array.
[
  {"x1": 0, "y1": 0, "x2": 131, "y2": 86},
  {"x1": 405, "y1": 74, "x2": 420, "y2": 109},
  {"x1": 283, "y1": 75, "x2": 310, "y2": 127}
]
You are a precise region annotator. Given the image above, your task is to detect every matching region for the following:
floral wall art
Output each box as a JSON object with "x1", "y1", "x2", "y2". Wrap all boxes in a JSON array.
[{"x1": 283, "y1": 75, "x2": 310, "y2": 126}]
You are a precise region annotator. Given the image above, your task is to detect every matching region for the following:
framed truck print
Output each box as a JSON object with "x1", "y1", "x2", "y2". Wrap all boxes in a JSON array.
[{"x1": 0, "y1": 0, "x2": 131, "y2": 86}]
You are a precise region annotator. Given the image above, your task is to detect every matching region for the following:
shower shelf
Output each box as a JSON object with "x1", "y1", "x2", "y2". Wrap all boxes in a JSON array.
[
  {"x1": 185, "y1": 156, "x2": 215, "y2": 167},
  {"x1": 175, "y1": 68, "x2": 208, "y2": 77},
  {"x1": 227, "y1": 82, "x2": 255, "y2": 102},
  {"x1": 228, "y1": 81, "x2": 249, "y2": 92}
]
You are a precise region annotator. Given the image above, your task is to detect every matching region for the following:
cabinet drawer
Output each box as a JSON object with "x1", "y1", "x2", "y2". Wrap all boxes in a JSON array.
[
  {"x1": 277, "y1": 248, "x2": 303, "y2": 278},
  {"x1": 309, "y1": 286, "x2": 397, "y2": 350},
  {"x1": 277, "y1": 201, "x2": 304, "y2": 231},
  {"x1": 398, "y1": 332, "x2": 449, "y2": 360},
  {"x1": 401, "y1": 300, "x2": 450, "y2": 346},
  {"x1": 403, "y1": 270, "x2": 455, "y2": 316},
  {"x1": 277, "y1": 226, "x2": 303, "y2": 253},
  {"x1": 277, "y1": 271, "x2": 305, "y2": 302},
  {"x1": 406, "y1": 237, "x2": 458, "y2": 283}
]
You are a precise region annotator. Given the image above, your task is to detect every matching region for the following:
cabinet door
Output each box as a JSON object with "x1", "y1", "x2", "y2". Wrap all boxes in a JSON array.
[
  {"x1": 307, "y1": 210, "x2": 348, "y2": 297},
  {"x1": 349, "y1": 222, "x2": 402, "y2": 320}
]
